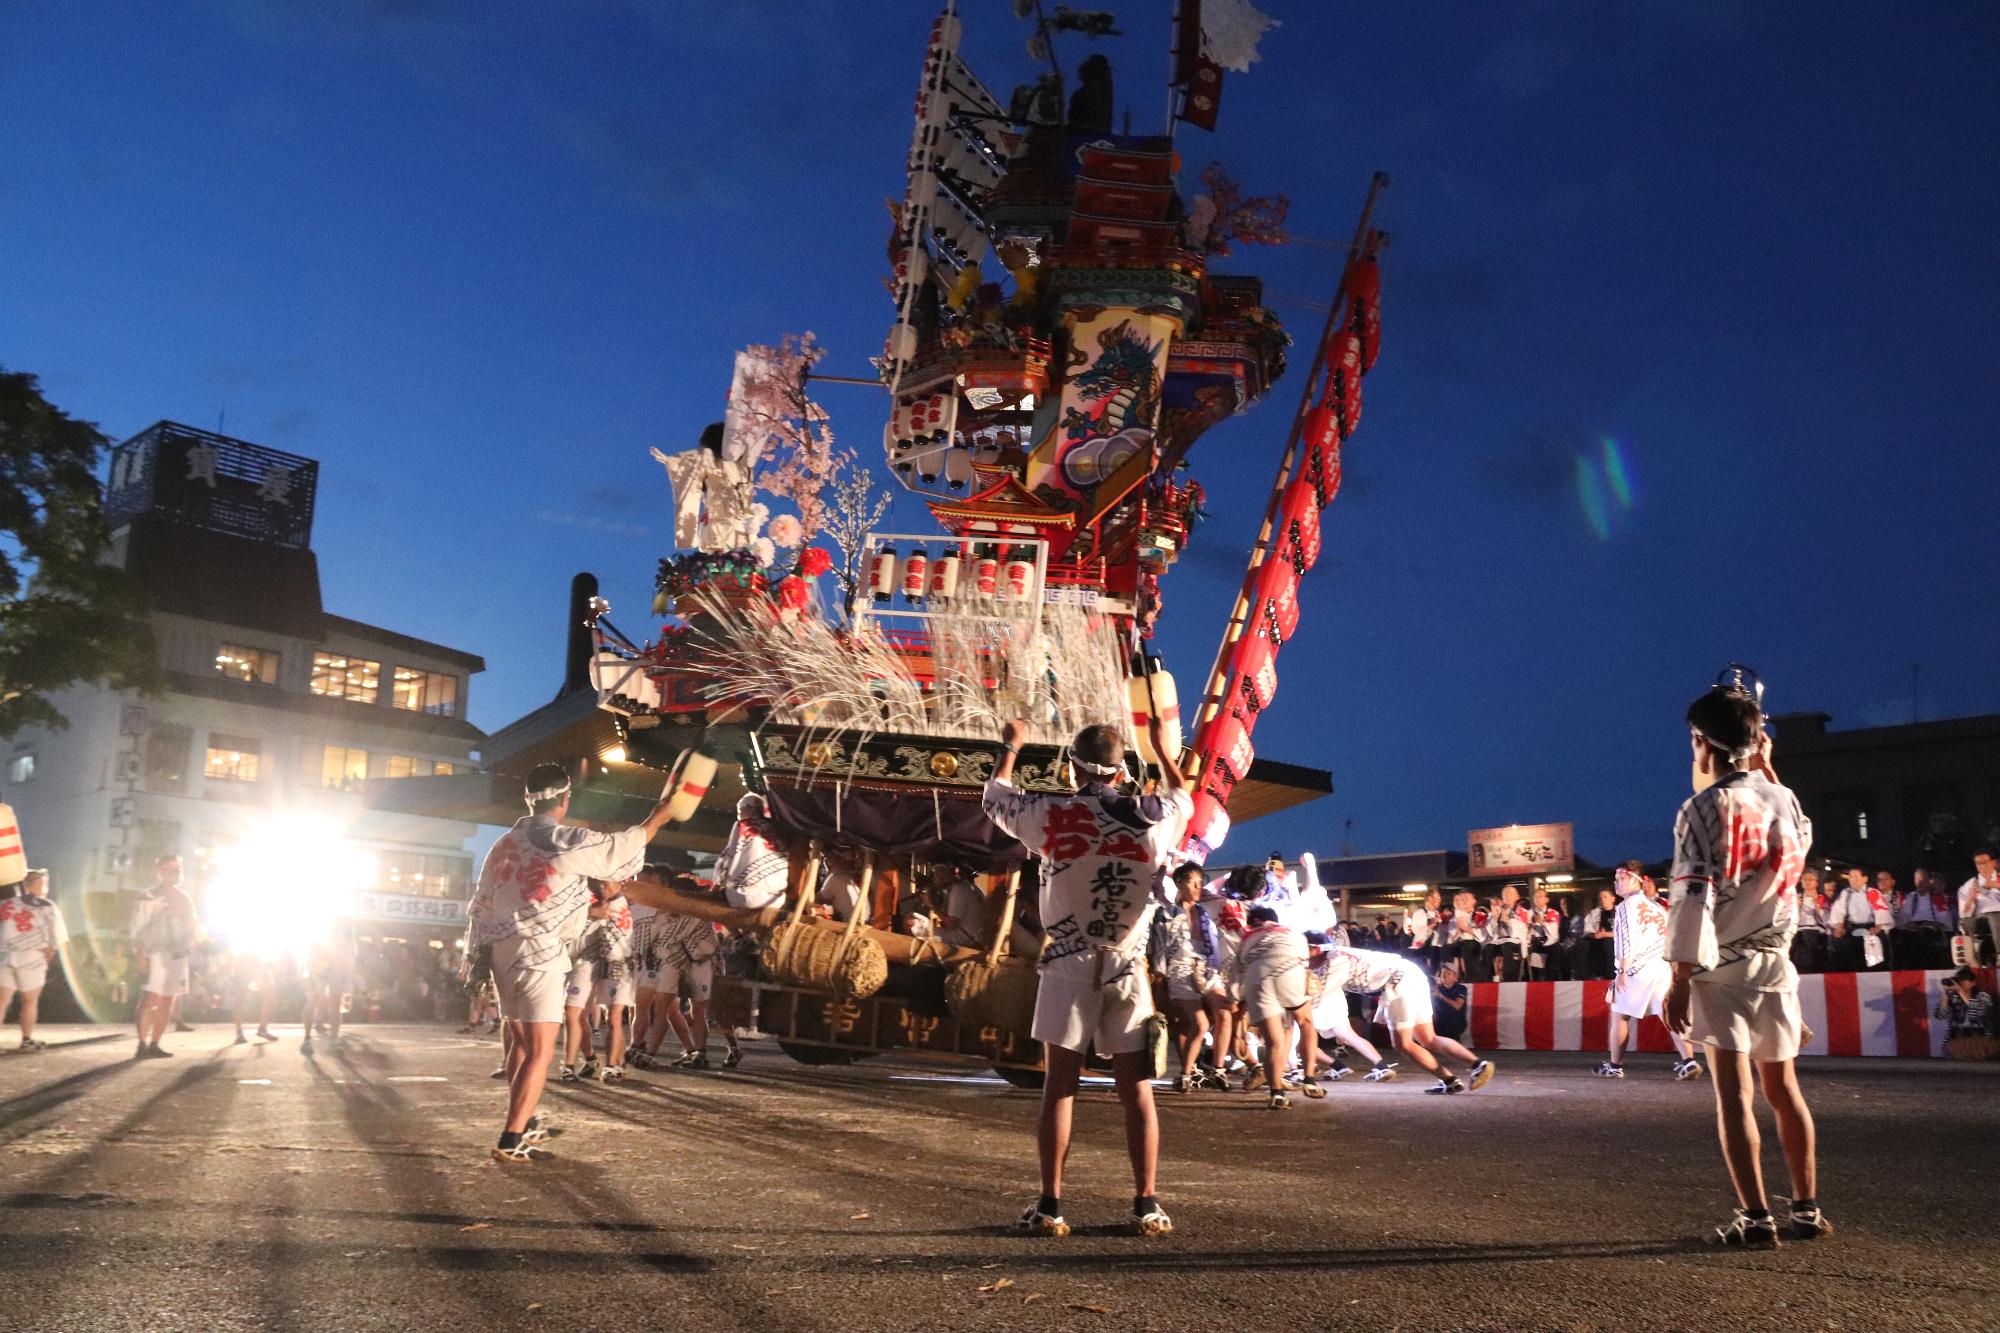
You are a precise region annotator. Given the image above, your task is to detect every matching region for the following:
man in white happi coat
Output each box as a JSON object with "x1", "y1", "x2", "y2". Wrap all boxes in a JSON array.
[
  {"x1": 982, "y1": 715, "x2": 1189, "y2": 1238},
  {"x1": 467, "y1": 764, "x2": 677, "y2": 1161}
]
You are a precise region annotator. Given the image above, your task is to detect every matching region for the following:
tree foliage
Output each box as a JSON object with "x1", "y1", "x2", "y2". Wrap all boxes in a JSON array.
[{"x1": 0, "y1": 369, "x2": 157, "y2": 738}]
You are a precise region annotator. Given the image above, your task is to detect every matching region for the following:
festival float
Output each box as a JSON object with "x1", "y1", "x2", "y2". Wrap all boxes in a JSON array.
[{"x1": 575, "y1": 3, "x2": 1389, "y2": 1080}]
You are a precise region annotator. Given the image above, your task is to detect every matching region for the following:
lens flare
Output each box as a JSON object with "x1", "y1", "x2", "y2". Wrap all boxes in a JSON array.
[
  {"x1": 1601, "y1": 436, "x2": 1635, "y2": 508},
  {"x1": 204, "y1": 814, "x2": 373, "y2": 960},
  {"x1": 1575, "y1": 454, "x2": 1611, "y2": 541}
]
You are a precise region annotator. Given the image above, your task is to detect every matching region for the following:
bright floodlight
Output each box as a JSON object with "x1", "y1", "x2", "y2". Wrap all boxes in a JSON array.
[{"x1": 204, "y1": 814, "x2": 374, "y2": 960}]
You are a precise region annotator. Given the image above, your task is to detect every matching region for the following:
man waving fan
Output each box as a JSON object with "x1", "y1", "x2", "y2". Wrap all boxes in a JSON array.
[{"x1": 466, "y1": 763, "x2": 677, "y2": 1162}]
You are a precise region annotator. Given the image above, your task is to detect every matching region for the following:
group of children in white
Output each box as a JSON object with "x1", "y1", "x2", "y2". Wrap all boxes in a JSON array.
[{"x1": 460, "y1": 676, "x2": 1833, "y2": 1252}]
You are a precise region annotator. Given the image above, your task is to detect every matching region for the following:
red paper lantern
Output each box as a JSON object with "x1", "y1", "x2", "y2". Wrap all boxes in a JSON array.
[
  {"x1": 1278, "y1": 481, "x2": 1320, "y2": 573},
  {"x1": 1203, "y1": 713, "x2": 1256, "y2": 786},
  {"x1": 1346, "y1": 257, "x2": 1381, "y2": 373},
  {"x1": 1253, "y1": 555, "x2": 1301, "y2": 642}
]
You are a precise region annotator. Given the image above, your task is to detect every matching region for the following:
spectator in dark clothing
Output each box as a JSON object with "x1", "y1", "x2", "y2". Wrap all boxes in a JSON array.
[{"x1": 1431, "y1": 961, "x2": 1469, "y2": 1041}]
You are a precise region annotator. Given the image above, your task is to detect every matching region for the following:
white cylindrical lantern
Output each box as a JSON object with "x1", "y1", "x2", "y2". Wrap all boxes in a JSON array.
[{"x1": 870, "y1": 547, "x2": 897, "y2": 603}]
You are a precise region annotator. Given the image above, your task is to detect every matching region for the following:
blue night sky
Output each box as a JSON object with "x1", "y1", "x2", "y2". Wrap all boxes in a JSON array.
[{"x1": 4, "y1": 2, "x2": 1997, "y2": 862}]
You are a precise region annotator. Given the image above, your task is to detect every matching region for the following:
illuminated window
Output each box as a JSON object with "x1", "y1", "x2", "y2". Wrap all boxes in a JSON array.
[
  {"x1": 311, "y1": 652, "x2": 380, "y2": 704},
  {"x1": 321, "y1": 745, "x2": 369, "y2": 791},
  {"x1": 6, "y1": 754, "x2": 34, "y2": 784},
  {"x1": 1856, "y1": 811, "x2": 1869, "y2": 841},
  {"x1": 203, "y1": 734, "x2": 261, "y2": 782},
  {"x1": 391, "y1": 667, "x2": 458, "y2": 717},
  {"x1": 379, "y1": 851, "x2": 471, "y2": 898},
  {"x1": 215, "y1": 643, "x2": 279, "y2": 684},
  {"x1": 384, "y1": 755, "x2": 455, "y2": 779}
]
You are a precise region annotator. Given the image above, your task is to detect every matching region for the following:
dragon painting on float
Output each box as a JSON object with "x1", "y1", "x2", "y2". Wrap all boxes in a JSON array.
[{"x1": 576, "y1": 2, "x2": 1389, "y2": 1069}]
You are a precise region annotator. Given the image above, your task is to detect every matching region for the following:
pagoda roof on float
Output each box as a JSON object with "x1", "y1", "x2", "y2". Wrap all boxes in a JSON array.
[{"x1": 926, "y1": 467, "x2": 1077, "y2": 541}]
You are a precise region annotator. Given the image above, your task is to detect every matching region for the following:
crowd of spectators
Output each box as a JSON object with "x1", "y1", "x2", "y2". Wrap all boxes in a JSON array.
[{"x1": 1331, "y1": 849, "x2": 2000, "y2": 983}]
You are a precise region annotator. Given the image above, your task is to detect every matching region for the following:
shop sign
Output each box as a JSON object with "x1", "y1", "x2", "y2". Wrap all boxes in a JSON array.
[
  {"x1": 1468, "y1": 823, "x2": 1574, "y2": 878},
  {"x1": 354, "y1": 890, "x2": 466, "y2": 926}
]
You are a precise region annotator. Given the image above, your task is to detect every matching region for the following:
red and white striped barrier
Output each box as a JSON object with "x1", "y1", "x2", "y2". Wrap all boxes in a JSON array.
[{"x1": 1466, "y1": 968, "x2": 1995, "y2": 1059}]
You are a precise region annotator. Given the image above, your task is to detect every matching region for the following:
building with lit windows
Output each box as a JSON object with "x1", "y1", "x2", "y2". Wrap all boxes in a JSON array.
[{"x1": 0, "y1": 422, "x2": 486, "y2": 1017}]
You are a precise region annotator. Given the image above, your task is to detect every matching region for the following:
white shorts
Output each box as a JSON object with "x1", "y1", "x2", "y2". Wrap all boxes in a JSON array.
[
  {"x1": 1378, "y1": 965, "x2": 1435, "y2": 1030},
  {"x1": 493, "y1": 937, "x2": 570, "y2": 1026},
  {"x1": 1612, "y1": 959, "x2": 1672, "y2": 1019},
  {"x1": 1691, "y1": 982, "x2": 1803, "y2": 1062},
  {"x1": 145, "y1": 954, "x2": 190, "y2": 998},
  {"x1": 1244, "y1": 964, "x2": 1310, "y2": 1025},
  {"x1": 1, "y1": 957, "x2": 49, "y2": 992},
  {"x1": 659, "y1": 958, "x2": 714, "y2": 1003},
  {"x1": 1031, "y1": 952, "x2": 1152, "y2": 1056},
  {"x1": 565, "y1": 960, "x2": 598, "y2": 1009},
  {"x1": 591, "y1": 972, "x2": 636, "y2": 1010}
]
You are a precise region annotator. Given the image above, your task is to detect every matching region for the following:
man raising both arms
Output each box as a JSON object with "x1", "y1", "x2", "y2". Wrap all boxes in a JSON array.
[
  {"x1": 982, "y1": 714, "x2": 1190, "y2": 1238},
  {"x1": 1665, "y1": 682, "x2": 1832, "y2": 1249},
  {"x1": 467, "y1": 763, "x2": 674, "y2": 1162}
]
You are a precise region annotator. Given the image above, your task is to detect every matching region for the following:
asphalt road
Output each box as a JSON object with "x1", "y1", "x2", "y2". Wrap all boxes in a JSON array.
[{"x1": 1, "y1": 1024, "x2": 1994, "y2": 1333}]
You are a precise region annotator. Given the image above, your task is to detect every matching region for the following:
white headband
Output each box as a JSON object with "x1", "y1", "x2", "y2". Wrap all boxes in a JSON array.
[
  {"x1": 527, "y1": 775, "x2": 572, "y2": 804},
  {"x1": 1071, "y1": 755, "x2": 1123, "y2": 779}
]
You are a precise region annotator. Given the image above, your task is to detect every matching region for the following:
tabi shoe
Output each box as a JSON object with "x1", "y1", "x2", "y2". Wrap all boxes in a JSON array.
[
  {"x1": 256, "y1": 1027, "x2": 276, "y2": 1042},
  {"x1": 1131, "y1": 1204, "x2": 1174, "y2": 1237},
  {"x1": 1267, "y1": 1090, "x2": 1291, "y2": 1110},
  {"x1": 1301, "y1": 1083, "x2": 1327, "y2": 1100},
  {"x1": 1423, "y1": 1076, "x2": 1465, "y2": 1095},
  {"x1": 722, "y1": 1046, "x2": 743, "y2": 1069},
  {"x1": 1363, "y1": 1063, "x2": 1399, "y2": 1082},
  {"x1": 491, "y1": 1142, "x2": 551, "y2": 1164},
  {"x1": 1713, "y1": 1209, "x2": 1781, "y2": 1250},
  {"x1": 1174, "y1": 1072, "x2": 1194, "y2": 1094},
  {"x1": 1594, "y1": 1062, "x2": 1625, "y2": 1078},
  {"x1": 1466, "y1": 1060, "x2": 1495, "y2": 1091},
  {"x1": 628, "y1": 1050, "x2": 655, "y2": 1070},
  {"x1": 1673, "y1": 1058, "x2": 1704, "y2": 1082},
  {"x1": 16, "y1": 1039, "x2": 46, "y2": 1054},
  {"x1": 681, "y1": 1050, "x2": 712, "y2": 1071},
  {"x1": 1194, "y1": 1067, "x2": 1230, "y2": 1091},
  {"x1": 143, "y1": 1044, "x2": 175, "y2": 1059},
  {"x1": 598, "y1": 1065, "x2": 622, "y2": 1083},
  {"x1": 1016, "y1": 1205, "x2": 1071, "y2": 1237},
  {"x1": 233, "y1": 1033, "x2": 249, "y2": 1045},
  {"x1": 489, "y1": 1065, "x2": 508, "y2": 1080},
  {"x1": 577, "y1": 1059, "x2": 602, "y2": 1082},
  {"x1": 1786, "y1": 1202, "x2": 1835, "y2": 1241},
  {"x1": 557, "y1": 1065, "x2": 579, "y2": 1083},
  {"x1": 174, "y1": 1021, "x2": 195, "y2": 1034},
  {"x1": 300, "y1": 1039, "x2": 315, "y2": 1057}
]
